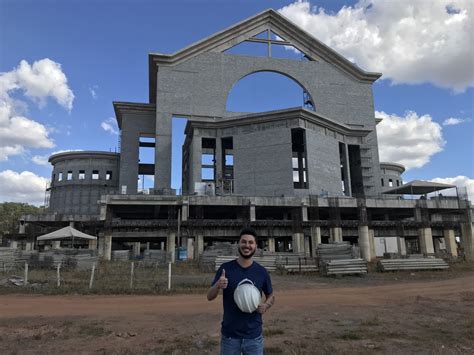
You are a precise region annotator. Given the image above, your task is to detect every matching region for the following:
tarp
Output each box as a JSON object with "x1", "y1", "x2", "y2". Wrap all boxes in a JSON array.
[
  {"x1": 37, "y1": 226, "x2": 97, "y2": 241},
  {"x1": 383, "y1": 180, "x2": 456, "y2": 195}
]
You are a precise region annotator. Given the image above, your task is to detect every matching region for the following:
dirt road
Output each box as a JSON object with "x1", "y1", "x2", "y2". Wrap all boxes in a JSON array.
[{"x1": 1, "y1": 273, "x2": 473, "y2": 354}]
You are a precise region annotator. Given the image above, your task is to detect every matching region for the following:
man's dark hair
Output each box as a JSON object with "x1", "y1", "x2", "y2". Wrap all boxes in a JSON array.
[{"x1": 239, "y1": 227, "x2": 258, "y2": 241}]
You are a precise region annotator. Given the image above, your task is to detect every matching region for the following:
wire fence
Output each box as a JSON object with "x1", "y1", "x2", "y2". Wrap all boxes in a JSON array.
[{"x1": 0, "y1": 260, "x2": 213, "y2": 294}]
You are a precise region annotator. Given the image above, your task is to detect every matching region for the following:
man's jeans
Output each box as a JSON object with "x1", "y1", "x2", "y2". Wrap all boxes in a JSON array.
[{"x1": 220, "y1": 334, "x2": 264, "y2": 355}]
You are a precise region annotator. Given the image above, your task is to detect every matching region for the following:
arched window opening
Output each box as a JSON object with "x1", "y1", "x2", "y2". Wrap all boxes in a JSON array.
[{"x1": 226, "y1": 71, "x2": 315, "y2": 113}]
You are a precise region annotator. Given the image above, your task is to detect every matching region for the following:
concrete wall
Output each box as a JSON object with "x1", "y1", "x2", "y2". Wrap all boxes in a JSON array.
[
  {"x1": 234, "y1": 127, "x2": 293, "y2": 196},
  {"x1": 305, "y1": 128, "x2": 342, "y2": 196},
  {"x1": 154, "y1": 52, "x2": 380, "y2": 191},
  {"x1": 119, "y1": 111, "x2": 156, "y2": 194}
]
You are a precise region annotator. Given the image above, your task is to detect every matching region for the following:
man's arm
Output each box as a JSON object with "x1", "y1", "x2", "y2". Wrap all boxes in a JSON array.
[
  {"x1": 257, "y1": 293, "x2": 275, "y2": 314},
  {"x1": 207, "y1": 269, "x2": 227, "y2": 301}
]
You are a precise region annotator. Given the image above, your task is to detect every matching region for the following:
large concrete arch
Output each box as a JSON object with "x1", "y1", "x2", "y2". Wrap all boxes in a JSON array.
[{"x1": 224, "y1": 68, "x2": 316, "y2": 112}]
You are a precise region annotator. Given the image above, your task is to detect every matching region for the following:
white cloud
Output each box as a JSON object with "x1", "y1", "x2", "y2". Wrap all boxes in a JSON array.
[
  {"x1": 442, "y1": 117, "x2": 470, "y2": 126},
  {"x1": 14, "y1": 59, "x2": 74, "y2": 111},
  {"x1": 0, "y1": 170, "x2": 49, "y2": 206},
  {"x1": 101, "y1": 117, "x2": 119, "y2": 135},
  {"x1": 89, "y1": 85, "x2": 98, "y2": 100},
  {"x1": 279, "y1": 0, "x2": 473, "y2": 92},
  {"x1": 376, "y1": 110, "x2": 445, "y2": 169},
  {"x1": 431, "y1": 176, "x2": 474, "y2": 202},
  {"x1": 0, "y1": 58, "x2": 74, "y2": 161}
]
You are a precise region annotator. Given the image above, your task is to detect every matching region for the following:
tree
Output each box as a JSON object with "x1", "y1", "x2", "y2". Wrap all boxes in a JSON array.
[{"x1": 0, "y1": 202, "x2": 41, "y2": 236}]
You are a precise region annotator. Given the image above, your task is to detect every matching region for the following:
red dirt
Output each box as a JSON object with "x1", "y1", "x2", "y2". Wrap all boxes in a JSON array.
[{"x1": 1, "y1": 273, "x2": 473, "y2": 354}]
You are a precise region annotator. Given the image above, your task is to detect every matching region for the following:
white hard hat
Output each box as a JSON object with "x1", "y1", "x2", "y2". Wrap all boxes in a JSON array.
[{"x1": 233, "y1": 279, "x2": 261, "y2": 313}]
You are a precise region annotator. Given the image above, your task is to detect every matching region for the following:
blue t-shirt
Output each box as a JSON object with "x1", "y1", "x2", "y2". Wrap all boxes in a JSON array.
[{"x1": 212, "y1": 259, "x2": 273, "y2": 339}]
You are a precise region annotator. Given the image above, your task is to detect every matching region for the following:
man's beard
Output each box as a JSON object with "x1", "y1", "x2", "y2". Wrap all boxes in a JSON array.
[{"x1": 238, "y1": 246, "x2": 255, "y2": 259}]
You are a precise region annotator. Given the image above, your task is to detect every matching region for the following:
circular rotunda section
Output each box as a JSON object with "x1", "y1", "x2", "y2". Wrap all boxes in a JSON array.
[{"x1": 48, "y1": 151, "x2": 120, "y2": 215}]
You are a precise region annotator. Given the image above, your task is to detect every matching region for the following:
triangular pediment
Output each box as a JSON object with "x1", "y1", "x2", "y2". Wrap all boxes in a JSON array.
[{"x1": 149, "y1": 9, "x2": 381, "y2": 101}]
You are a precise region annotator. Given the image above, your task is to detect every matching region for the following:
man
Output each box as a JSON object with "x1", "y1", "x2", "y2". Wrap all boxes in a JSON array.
[{"x1": 207, "y1": 227, "x2": 274, "y2": 355}]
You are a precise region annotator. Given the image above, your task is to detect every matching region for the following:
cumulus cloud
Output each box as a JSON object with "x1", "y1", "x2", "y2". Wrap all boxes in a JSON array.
[
  {"x1": 0, "y1": 58, "x2": 74, "y2": 160},
  {"x1": 279, "y1": 0, "x2": 473, "y2": 92},
  {"x1": 101, "y1": 117, "x2": 119, "y2": 135},
  {"x1": 431, "y1": 176, "x2": 474, "y2": 202},
  {"x1": 14, "y1": 59, "x2": 74, "y2": 111},
  {"x1": 0, "y1": 170, "x2": 49, "y2": 205},
  {"x1": 442, "y1": 117, "x2": 470, "y2": 126},
  {"x1": 376, "y1": 110, "x2": 445, "y2": 169}
]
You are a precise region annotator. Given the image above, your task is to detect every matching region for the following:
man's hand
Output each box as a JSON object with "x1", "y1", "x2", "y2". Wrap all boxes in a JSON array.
[
  {"x1": 207, "y1": 269, "x2": 227, "y2": 301},
  {"x1": 216, "y1": 269, "x2": 228, "y2": 289},
  {"x1": 257, "y1": 294, "x2": 274, "y2": 314}
]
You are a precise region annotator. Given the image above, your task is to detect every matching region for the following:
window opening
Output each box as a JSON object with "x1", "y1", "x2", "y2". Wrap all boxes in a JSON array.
[
  {"x1": 389, "y1": 179, "x2": 393, "y2": 187},
  {"x1": 224, "y1": 28, "x2": 313, "y2": 61},
  {"x1": 292, "y1": 128, "x2": 308, "y2": 189},
  {"x1": 67, "y1": 171, "x2": 73, "y2": 180},
  {"x1": 58, "y1": 172, "x2": 63, "y2": 181},
  {"x1": 221, "y1": 137, "x2": 234, "y2": 193},
  {"x1": 92, "y1": 170, "x2": 99, "y2": 180},
  {"x1": 381, "y1": 178, "x2": 384, "y2": 187},
  {"x1": 348, "y1": 145, "x2": 364, "y2": 197},
  {"x1": 172, "y1": 117, "x2": 187, "y2": 195},
  {"x1": 79, "y1": 170, "x2": 85, "y2": 180},
  {"x1": 396, "y1": 180, "x2": 400, "y2": 187},
  {"x1": 106, "y1": 171, "x2": 112, "y2": 180},
  {"x1": 138, "y1": 135, "x2": 156, "y2": 192},
  {"x1": 339, "y1": 142, "x2": 350, "y2": 195},
  {"x1": 227, "y1": 71, "x2": 315, "y2": 113},
  {"x1": 201, "y1": 138, "x2": 216, "y2": 182}
]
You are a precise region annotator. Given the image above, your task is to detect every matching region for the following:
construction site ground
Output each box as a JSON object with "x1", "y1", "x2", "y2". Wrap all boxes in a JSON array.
[{"x1": 1, "y1": 265, "x2": 473, "y2": 354}]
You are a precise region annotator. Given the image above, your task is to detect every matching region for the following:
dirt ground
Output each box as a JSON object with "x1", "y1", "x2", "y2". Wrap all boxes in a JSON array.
[{"x1": 1, "y1": 270, "x2": 473, "y2": 355}]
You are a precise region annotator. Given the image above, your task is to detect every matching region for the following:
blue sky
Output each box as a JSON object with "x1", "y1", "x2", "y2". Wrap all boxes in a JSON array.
[{"x1": 0, "y1": 0, "x2": 473, "y2": 204}]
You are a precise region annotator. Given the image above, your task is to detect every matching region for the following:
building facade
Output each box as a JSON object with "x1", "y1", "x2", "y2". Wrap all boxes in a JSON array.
[{"x1": 20, "y1": 9, "x2": 473, "y2": 262}]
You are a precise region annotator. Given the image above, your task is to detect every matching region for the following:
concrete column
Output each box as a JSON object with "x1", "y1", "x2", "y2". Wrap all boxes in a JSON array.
[
  {"x1": 155, "y1": 112, "x2": 172, "y2": 190},
  {"x1": 343, "y1": 144, "x2": 352, "y2": 197},
  {"x1": 304, "y1": 236, "x2": 311, "y2": 256},
  {"x1": 397, "y1": 237, "x2": 407, "y2": 256},
  {"x1": 215, "y1": 136, "x2": 223, "y2": 189},
  {"x1": 368, "y1": 229, "x2": 376, "y2": 260},
  {"x1": 461, "y1": 221, "x2": 473, "y2": 261},
  {"x1": 292, "y1": 233, "x2": 304, "y2": 253},
  {"x1": 160, "y1": 241, "x2": 164, "y2": 250},
  {"x1": 19, "y1": 222, "x2": 26, "y2": 234},
  {"x1": 358, "y1": 225, "x2": 371, "y2": 261},
  {"x1": 194, "y1": 233, "x2": 204, "y2": 260},
  {"x1": 147, "y1": 242, "x2": 151, "y2": 251},
  {"x1": 98, "y1": 235, "x2": 105, "y2": 257},
  {"x1": 187, "y1": 237, "x2": 194, "y2": 260},
  {"x1": 418, "y1": 227, "x2": 435, "y2": 256},
  {"x1": 104, "y1": 234, "x2": 112, "y2": 261},
  {"x1": 69, "y1": 221, "x2": 75, "y2": 228},
  {"x1": 88, "y1": 239, "x2": 97, "y2": 250},
  {"x1": 250, "y1": 203, "x2": 256, "y2": 222},
  {"x1": 25, "y1": 242, "x2": 34, "y2": 251},
  {"x1": 191, "y1": 132, "x2": 203, "y2": 194},
  {"x1": 301, "y1": 203, "x2": 308, "y2": 222},
  {"x1": 167, "y1": 231, "x2": 176, "y2": 263},
  {"x1": 52, "y1": 241, "x2": 61, "y2": 250},
  {"x1": 267, "y1": 237, "x2": 275, "y2": 253},
  {"x1": 310, "y1": 225, "x2": 321, "y2": 257},
  {"x1": 181, "y1": 201, "x2": 189, "y2": 222},
  {"x1": 329, "y1": 227, "x2": 343, "y2": 242},
  {"x1": 433, "y1": 238, "x2": 443, "y2": 254},
  {"x1": 443, "y1": 229, "x2": 457, "y2": 257},
  {"x1": 132, "y1": 242, "x2": 141, "y2": 257}
]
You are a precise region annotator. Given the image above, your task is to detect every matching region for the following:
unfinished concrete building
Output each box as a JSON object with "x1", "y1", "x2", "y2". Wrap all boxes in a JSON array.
[{"x1": 20, "y1": 9, "x2": 473, "y2": 262}]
